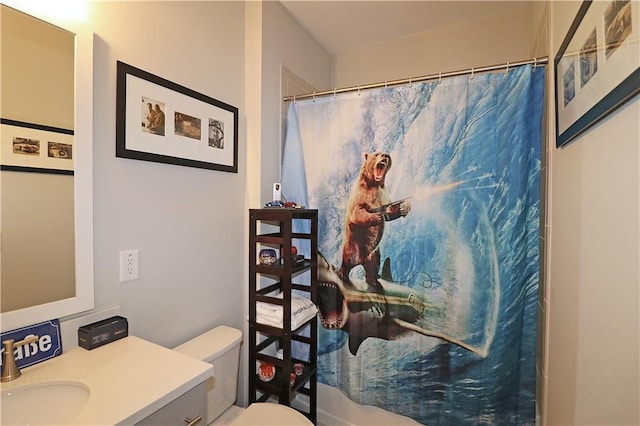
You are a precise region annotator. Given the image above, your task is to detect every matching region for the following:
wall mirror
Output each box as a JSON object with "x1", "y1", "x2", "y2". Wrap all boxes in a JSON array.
[{"x1": 0, "y1": 3, "x2": 94, "y2": 332}]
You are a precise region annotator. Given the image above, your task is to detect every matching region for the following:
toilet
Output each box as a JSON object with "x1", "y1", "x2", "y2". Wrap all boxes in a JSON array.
[{"x1": 173, "y1": 326, "x2": 313, "y2": 425}]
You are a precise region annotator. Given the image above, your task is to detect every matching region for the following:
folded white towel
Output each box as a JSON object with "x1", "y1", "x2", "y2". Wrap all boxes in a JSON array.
[{"x1": 256, "y1": 293, "x2": 318, "y2": 330}]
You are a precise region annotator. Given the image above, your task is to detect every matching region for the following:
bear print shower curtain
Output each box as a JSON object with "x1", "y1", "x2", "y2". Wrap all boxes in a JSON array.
[{"x1": 282, "y1": 64, "x2": 545, "y2": 425}]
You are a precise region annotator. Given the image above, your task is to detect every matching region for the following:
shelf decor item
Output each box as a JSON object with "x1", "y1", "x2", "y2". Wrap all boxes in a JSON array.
[
  {"x1": 116, "y1": 61, "x2": 238, "y2": 172},
  {"x1": 554, "y1": 0, "x2": 639, "y2": 147},
  {"x1": 259, "y1": 248, "x2": 277, "y2": 266},
  {"x1": 280, "y1": 245, "x2": 302, "y2": 265},
  {"x1": 258, "y1": 362, "x2": 276, "y2": 382}
]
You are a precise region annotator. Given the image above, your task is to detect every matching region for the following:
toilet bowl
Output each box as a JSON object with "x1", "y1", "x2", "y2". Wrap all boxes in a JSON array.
[
  {"x1": 173, "y1": 326, "x2": 312, "y2": 425},
  {"x1": 231, "y1": 403, "x2": 313, "y2": 425}
]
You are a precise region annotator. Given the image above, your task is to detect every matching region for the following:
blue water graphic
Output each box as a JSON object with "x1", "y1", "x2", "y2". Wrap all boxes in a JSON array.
[{"x1": 283, "y1": 64, "x2": 545, "y2": 425}]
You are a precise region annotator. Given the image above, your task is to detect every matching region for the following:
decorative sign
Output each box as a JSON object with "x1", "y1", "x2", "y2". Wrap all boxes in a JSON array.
[{"x1": 0, "y1": 319, "x2": 62, "y2": 370}]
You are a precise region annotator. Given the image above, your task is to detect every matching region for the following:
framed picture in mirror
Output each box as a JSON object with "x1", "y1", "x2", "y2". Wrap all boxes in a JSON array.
[{"x1": 1, "y1": 119, "x2": 74, "y2": 174}]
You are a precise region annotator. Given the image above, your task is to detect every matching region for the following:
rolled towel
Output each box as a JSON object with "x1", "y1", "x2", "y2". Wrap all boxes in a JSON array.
[{"x1": 256, "y1": 293, "x2": 318, "y2": 329}]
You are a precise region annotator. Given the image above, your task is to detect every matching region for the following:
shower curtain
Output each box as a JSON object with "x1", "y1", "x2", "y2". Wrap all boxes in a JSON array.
[{"x1": 282, "y1": 64, "x2": 545, "y2": 425}]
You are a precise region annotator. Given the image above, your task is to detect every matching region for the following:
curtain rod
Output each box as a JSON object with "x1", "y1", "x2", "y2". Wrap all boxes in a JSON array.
[{"x1": 283, "y1": 57, "x2": 548, "y2": 102}]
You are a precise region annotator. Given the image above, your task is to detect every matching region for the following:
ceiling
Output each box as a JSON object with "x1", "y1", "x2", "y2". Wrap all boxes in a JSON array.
[{"x1": 279, "y1": 1, "x2": 531, "y2": 54}]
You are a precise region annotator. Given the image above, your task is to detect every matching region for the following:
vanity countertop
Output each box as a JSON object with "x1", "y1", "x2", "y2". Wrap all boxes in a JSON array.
[{"x1": 0, "y1": 336, "x2": 213, "y2": 425}]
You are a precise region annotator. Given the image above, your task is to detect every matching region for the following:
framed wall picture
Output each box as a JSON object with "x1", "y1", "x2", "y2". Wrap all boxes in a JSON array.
[
  {"x1": 554, "y1": 0, "x2": 640, "y2": 147},
  {"x1": 1, "y1": 119, "x2": 74, "y2": 174},
  {"x1": 116, "y1": 61, "x2": 238, "y2": 172}
]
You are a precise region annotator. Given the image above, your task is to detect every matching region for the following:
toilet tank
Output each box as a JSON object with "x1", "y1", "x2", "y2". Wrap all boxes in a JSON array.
[{"x1": 173, "y1": 326, "x2": 243, "y2": 424}]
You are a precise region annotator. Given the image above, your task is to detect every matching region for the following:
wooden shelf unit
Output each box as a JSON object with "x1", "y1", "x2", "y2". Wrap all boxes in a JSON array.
[{"x1": 248, "y1": 208, "x2": 318, "y2": 423}]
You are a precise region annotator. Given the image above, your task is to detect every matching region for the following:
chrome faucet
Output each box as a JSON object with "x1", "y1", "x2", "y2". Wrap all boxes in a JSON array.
[{"x1": 1, "y1": 335, "x2": 39, "y2": 382}]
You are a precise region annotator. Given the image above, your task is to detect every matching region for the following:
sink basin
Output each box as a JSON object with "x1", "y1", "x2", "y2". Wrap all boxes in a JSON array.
[{"x1": 1, "y1": 381, "x2": 90, "y2": 425}]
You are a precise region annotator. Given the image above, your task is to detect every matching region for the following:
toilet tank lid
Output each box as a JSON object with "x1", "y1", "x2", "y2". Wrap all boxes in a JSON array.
[{"x1": 173, "y1": 326, "x2": 242, "y2": 362}]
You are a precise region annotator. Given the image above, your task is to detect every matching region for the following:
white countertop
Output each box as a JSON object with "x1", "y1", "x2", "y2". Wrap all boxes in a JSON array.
[{"x1": 0, "y1": 336, "x2": 213, "y2": 425}]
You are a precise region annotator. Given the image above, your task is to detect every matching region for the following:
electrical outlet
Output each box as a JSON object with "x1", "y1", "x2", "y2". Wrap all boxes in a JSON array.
[{"x1": 119, "y1": 249, "x2": 139, "y2": 282}]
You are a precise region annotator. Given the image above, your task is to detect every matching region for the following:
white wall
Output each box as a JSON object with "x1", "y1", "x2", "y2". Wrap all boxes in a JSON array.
[
  {"x1": 25, "y1": 2, "x2": 636, "y2": 423},
  {"x1": 260, "y1": 0, "x2": 331, "y2": 201},
  {"x1": 47, "y1": 0, "x2": 327, "y2": 411},
  {"x1": 85, "y1": 0, "x2": 246, "y2": 353},
  {"x1": 545, "y1": 2, "x2": 640, "y2": 425},
  {"x1": 332, "y1": 3, "x2": 533, "y2": 87},
  {"x1": 245, "y1": 0, "x2": 331, "y2": 408}
]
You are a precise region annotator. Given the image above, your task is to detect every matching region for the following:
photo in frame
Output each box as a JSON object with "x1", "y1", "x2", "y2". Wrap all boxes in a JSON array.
[
  {"x1": 116, "y1": 61, "x2": 238, "y2": 172},
  {"x1": 554, "y1": 0, "x2": 640, "y2": 147},
  {"x1": 0, "y1": 119, "x2": 74, "y2": 174}
]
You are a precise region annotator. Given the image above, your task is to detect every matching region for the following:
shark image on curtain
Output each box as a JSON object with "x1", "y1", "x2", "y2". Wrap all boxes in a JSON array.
[{"x1": 282, "y1": 64, "x2": 545, "y2": 425}]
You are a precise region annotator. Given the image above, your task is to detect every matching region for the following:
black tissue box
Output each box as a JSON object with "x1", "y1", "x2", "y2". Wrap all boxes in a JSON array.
[{"x1": 78, "y1": 316, "x2": 128, "y2": 350}]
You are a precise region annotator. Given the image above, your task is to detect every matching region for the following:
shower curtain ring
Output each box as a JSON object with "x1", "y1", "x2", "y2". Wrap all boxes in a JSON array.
[
  {"x1": 409, "y1": 77, "x2": 413, "y2": 87},
  {"x1": 438, "y1": 72, "x2": 442, "y2": 83},
  {"x1": 385, "y1": 81, "x2": 388, "y2": 88},
  {"x1": 358, "y1": 85, "x2": 361, "y2": 96},
  {"x1": 504, "y1": 62, "x2": 510, "y2": 76},
  {"x1": 533, "y1": 58, "x2": 538, "y2": 71},
  {"x1": 312, "y1": 91, "x2": 316, "y2": 102},
  {"x1": 333, "y1": 88, "x2": 337, "y2": 98},
  {"x1": 293, "y1": 94, "x2": 296, "y2": 103},
  {"x1": 470, "y1": 68, "x2": 474, "y2": 80}
]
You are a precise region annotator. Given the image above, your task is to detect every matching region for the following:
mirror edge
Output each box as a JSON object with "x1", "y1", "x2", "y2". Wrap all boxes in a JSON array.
[{"x1": 1, "y1": 11, "x2": 94, "y2": 332}]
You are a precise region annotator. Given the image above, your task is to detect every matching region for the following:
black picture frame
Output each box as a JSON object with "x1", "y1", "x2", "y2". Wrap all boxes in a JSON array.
[
  {"x1": 554, "y1": 0, "x2": 640, "y2": 147},
  {"x1": 116, "y1": 61, "x2": 238, "y2": 172}
]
